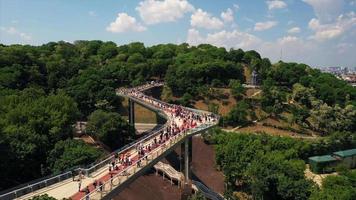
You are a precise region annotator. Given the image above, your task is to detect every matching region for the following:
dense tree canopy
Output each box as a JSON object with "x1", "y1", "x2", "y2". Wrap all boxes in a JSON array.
[
  {"x1": 47, "y1": 139, "x2": 102, "y2": 173},
  {"x1": 86, "y1": 110, "x2": 135, "y2": 150},
  {"x1": 258, "y1": 61, "x2": 356, "y2": 134},
  {"x1": 211, "y1": 129, "x2": 356, "y2": 200},
  {"x1": 0, "y1": 88, "x2": 80, "y2": 189},
  {"x1": 309, "y1": 170, "x2": 356, "y2": 200}
]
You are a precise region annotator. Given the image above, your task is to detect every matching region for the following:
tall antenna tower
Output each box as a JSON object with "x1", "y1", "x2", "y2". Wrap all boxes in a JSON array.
[{"x1": 280, "y1": 48, "x2": 283, "y2": 61}]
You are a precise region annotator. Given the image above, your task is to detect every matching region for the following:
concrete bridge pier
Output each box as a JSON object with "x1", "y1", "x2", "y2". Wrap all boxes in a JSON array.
[
  {"x1": 180, "y1": 137, "x2": 193, "y2": 200},
  {"x1": 128, "y1": 98, "x2": 135, "y2": 128},
  {"x1": 180, "y1": 137, "x2": 192, "y2": 182}
]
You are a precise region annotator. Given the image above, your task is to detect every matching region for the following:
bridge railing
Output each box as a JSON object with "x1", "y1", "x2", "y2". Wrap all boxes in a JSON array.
[
  {"x1": 0, "y1": 109, "x2": 168, "y2": 200},
  {"x1": 192, "y1": 180, "x2": 225, "y2": 200},
  {"x1": 0, "y1": 88, "x2": 171, "y2": 200},
  {"x1": 83, "y1": 123, "x2": 168, "y2": 177},
  {"x1": 80, "y1": 122, "x2": 217, "y2": 200},
  {"x1": 0, "y1": 168, "x2": 82, "y2": 200},
  {"x1": 80, "y1": 129, "x2": 189, "y2": 200}
]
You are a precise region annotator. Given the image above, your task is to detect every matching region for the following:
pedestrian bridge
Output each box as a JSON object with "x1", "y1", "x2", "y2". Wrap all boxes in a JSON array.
[{"x1": 0, "y1": 82, "x2": 219, "y2": 200}]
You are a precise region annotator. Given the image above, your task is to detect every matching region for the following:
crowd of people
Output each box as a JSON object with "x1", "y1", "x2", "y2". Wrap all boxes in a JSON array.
[{"x1": 80, "y1": 82, "x2": 217, "y2": 199}]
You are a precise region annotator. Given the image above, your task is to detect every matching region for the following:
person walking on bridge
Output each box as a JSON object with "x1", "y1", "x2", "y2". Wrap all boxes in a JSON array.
[
  {"x1": 85, "y1": 186, "x2": 90, "y2": 200},
  {"x1": 78, "y1": 179, "x2": 82, "y2": 192}
]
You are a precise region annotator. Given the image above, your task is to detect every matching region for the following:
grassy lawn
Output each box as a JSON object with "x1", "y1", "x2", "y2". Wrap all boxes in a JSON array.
[
  {"x1": 237, "y1": 124, "x2": 302, "y2": 137},
  {"x1": 194, "y1": 88, "x2": 237, "y2": 116},
  {"x1": 120, "y1": 97, "x2": 158, "y2": 124}
]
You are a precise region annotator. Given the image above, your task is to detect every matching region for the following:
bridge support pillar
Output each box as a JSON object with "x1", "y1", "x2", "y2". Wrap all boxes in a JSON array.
[
  {"x1": 180, "y1": 137, "x2": 193, "y2": 200},
  {"x1": 181, "y1": 137, "x2": 192, "y2": 183},
  {"x1": 128, "y1": 98, "x2": 135, "y2": 128}
]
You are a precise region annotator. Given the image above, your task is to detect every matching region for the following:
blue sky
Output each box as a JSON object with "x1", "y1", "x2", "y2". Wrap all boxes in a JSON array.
[{"x1": 0, "y1": 0, "x2": 355, "y2": 68}]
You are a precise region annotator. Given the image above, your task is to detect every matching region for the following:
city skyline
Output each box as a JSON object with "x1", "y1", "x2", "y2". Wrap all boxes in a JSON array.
[{"x1": 1, "y1": 0, "x2": 356, "y2": 68}]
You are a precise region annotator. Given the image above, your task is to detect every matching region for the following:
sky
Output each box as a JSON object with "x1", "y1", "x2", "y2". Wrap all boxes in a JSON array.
[{"x1": 0, "y1": 0, "x2": 355, "y2": 68}]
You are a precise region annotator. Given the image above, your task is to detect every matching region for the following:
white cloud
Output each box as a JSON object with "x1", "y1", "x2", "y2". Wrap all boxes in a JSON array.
[
  {"x1": 254, "y1": 21, "x2": 278, "y2": 31},
  {"x1": 0, "y1": 26, "x2": 31, "y2": 41},
  {"x1": 186, "y1": 28, "x2": 204, "y2": 44},
  {"x1": 106, "y1": 13, "x2": 146, "y2": 33},
  {"x1": 186, "y1": 30, "x2": 313, "y2": 64},
  {"x1": 260, "y1": 35, "x2": 316, "y2": 63},
  {"x1": 243, "y1": 17, "x2": 254, "y2": 23},
  {"x1": 136, "y1": 0, "x2": 194, "y2": 25},
  {"x1": 221, "y1": 8, "x2": 234, "y2": 23},
  {"x1": 308, "y1": 12, "x2": 356, "y2": 41},
  {"x1": 185, "y1": 27, "x2": 355, "y2": 67},
  {"x1": 278, "y1": 36, "x2": 299, "y2": 43},
  {"x1": 337, "y1": 42, "x2": 353, "y2": 54},
  {"x1": 266, "y1": 0, "x2": 287, "y2": 10},
  {"x1": 191, "y1": 9, "x2": 224, "y2": 30},
  {"x1": 303, "y1": 0, "x2": 344, "y2": 23},
  {"x1": 287, "y1": 27, "x2": 301, "y2": 34},
  {"x1": 187, "y1": 28, "x2": 261, "y2": 49},
  {"x1": 233, "y1": 4, "x2": 240, "y2": 10}
]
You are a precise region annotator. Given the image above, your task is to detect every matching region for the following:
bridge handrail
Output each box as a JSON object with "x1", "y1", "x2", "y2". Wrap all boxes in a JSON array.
[
  {"x1": 83, "y1": 122, "x2": 169, "y2": 176},
  {"x1": 80, "y1": 128, "x2": 191, "y2": 200},
  {"x1": 0, "y1": 105, "x2": 169, "y2": 199},
  {"x1": 80, "y1": 122, "x2": 217, "y2": 200},
  {"x1": 0, "y1": 169, "x2": 79, "y2": 199}
]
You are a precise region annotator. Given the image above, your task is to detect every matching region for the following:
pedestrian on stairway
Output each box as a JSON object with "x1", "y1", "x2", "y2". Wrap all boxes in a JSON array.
[
  {"x1": 85, "y1": 186, "x2": 90, "y2": 200},
  {"x1": 78, "y1": 179, "x2": 82, "y2": 192},
  {"x1": 93, "y1": 180, "x2": 97, "y2": 189},
  {"x1": 71, "y1": 170, "x2": 75, "y2": 181},
  {"x1": 99, "y1": 181, "x2": 103, "y2": 192}
]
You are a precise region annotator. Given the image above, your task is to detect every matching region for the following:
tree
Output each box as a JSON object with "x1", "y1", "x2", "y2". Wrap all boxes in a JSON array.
[
  {"x1": 227, "y1": 48, "x2": 244, "y2": 63},
  {"x1": 309, "y1": 170, "x2": 356, "y2": 200},
  {"x1": 31, "y1": 194, "x2": 57, "y2": 200},
  {"x1": 229, "y1": 79, "x2": 246, "y2": 100},
  {"x1": 66, "y1": 67, "x2": 121, "y2": 117},
  {"x1": 180, "y1": 93, "x2": 193, "y2": 107},
  {"x1": 225, "y1": 100, "x2": 249, "y2": 126},
  {"x1": 291, "y1": 83, "x2": 315, "y2": 108},
  {"x1": 214, "y1": 131, "x2": 314, "y2": 200},
  {"x1": 86, "y1": 110, "x2": 135, "y2": 150},
  {"x1": 127, "y1": 53, "x2": 145, "y2": 64},
  {"x1": 188, "y1": 191, "x2": 206, "y2": 200},
  {"x1": 243, "y1": 50, "x2": 261, "y2": 64},
  {"x1": 97, "y1": 41, "x2": 118, "y2": 60},
  {"x1": 0, "y1": 88, "x2": 79, "y2": 188},
  {"x1": 261, "y1": 85, "x2": 285, "y2": 116},
  {"x1": 309, "y1": 103, "x2": 356, "y2": 134},
  {"x1": 47, "y1": 139, "x2": 102, "y2": 173}
]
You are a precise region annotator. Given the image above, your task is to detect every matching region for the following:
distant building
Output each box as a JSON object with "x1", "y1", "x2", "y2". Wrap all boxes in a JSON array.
[
  {"x1": 333, "y1": 149, "x2": 356, "y2": 169},
  {"x1": 341, "y1": 74, "x2": 356, "y2": 83},
  {"x1": 308, "y1": 148, "x2": 356, "y2": 174},
  {"x1": 251, "y1": 70, "x2": 258, "y2": 86},
  {"x1": 309, "y1": 155, "x2": 339, "y2": 174},
  {"x1": 74, "y1": 121, "x2": 87, "y2": 136}
]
